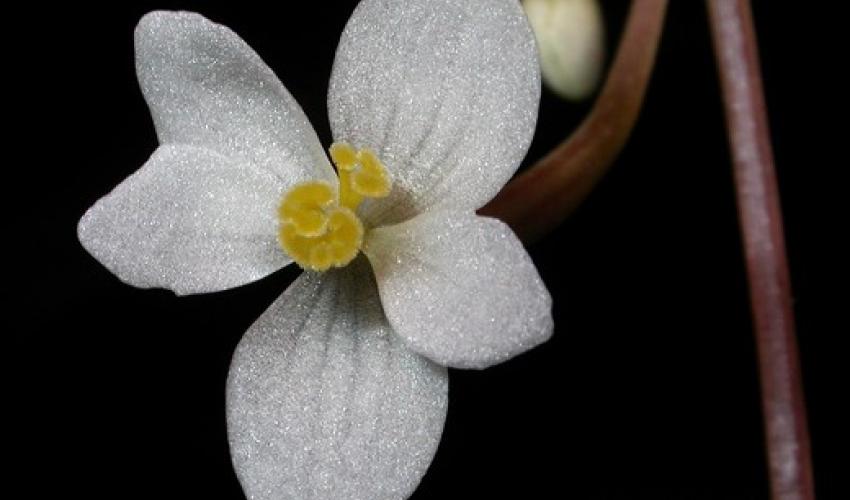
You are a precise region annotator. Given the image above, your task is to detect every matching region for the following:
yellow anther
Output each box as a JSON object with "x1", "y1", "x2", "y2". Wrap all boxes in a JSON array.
[
  {"x1": 278, "y1": 200, "x2": 363, "y2": 271},
  {"x1": 329, "y1": 142, "x2": 392, "y2": 210},
  {"x1": 278, "y1": 143, "x2": 392, "y2": 272},
  {"x1": 329, "y1": 142, "x2": 358, "y2": 171},
  {"x1": 352, "y1": 149, "x2": 392, "y2": 198},
  {"x1": 278, "y1": 182, "x2": 335, "y2": 237}
]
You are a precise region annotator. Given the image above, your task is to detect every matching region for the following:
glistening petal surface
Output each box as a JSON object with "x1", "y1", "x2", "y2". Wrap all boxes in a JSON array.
[
  {"x1": 364, "y1": 211, "x2": 553, "y2": 369},
  {"x1": 78, "y1": 145, "x2": 288, "y2": 295},
  {"x1": 227, "y1": 257, "x2": 448, "y2": 500},
  {"x1": 328, "y1": 0, "x2": 540, "y2": 226},
  {"x1": 136, "y1": 10, "x2": 335, "y2": 186}
]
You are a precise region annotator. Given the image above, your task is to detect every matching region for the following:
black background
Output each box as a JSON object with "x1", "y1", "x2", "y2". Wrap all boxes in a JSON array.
[{"x1": 18, "y1": 1, "x2": 846, "y2": 499}]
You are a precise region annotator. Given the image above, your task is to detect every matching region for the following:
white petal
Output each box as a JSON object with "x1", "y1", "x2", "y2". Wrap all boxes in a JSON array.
[
  {"x1": 364, "y1": 211, "x2": 553, "y2": 369},
  {"x1": 136, "y1": 11, "x2": 335, "y2": 185},
  {"x1": 328, "y1": 0, "x2": 540, "y2": 226},
  {"x1": 227, "y1": 257, "x2": 448, "y2": 500},
  {"x1": 78, "y1": 145, "x2": 288, "y2": 295}
]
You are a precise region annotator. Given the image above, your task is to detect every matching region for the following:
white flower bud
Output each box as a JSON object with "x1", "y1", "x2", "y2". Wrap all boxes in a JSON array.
[{"x1": 523, "y1": 0, "x2": 606, "y2": 100}]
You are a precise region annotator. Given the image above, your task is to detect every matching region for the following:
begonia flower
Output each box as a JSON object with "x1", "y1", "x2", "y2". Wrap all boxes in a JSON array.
[{"x1": 78, "y1": 1, "x2": 553, "y2": 498}]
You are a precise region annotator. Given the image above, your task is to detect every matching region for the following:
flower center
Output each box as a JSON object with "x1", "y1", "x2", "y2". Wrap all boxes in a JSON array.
[{"x1": 277, "y1": 142, "x2": 391, "y2": 271}]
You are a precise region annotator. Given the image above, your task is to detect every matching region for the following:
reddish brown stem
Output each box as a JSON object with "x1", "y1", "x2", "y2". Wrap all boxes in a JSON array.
[
  {"x1": 707, "y1": 2, "x2": 814, "y2": 499},
  {"x1": 481, "y1": 0, "x2": 668, "y2": 243}
]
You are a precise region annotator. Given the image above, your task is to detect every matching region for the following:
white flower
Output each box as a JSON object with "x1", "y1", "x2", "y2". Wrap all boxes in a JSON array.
[
  {"x1": 78, "y1": 1, "x2": 553, "y2": 499},
  {"x1": 524, "y1": 0, "x2": 605, "y2": 100}
]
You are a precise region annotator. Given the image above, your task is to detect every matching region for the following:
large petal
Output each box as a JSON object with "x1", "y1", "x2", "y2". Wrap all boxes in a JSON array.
[
  {"x1": 364, "y1": 210, "x2": 553, "y2": 369},
  {"x1": 136, "y1": 11, "x2": 335, "y2": 185},
  {"x1": 78, "y1": 145, "x2": 288, "y2": 295},
  {"x1": 328, "y1": 0, "x2": 540, "y2": 226},
  {"x1": 227, "y1": 257, "x2": 448, "y2": 500}
]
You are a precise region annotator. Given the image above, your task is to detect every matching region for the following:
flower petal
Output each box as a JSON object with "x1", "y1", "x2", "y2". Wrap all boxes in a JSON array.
[
  {"x1": 78, "y1": 145, "x2": 288, "y2": 295},
  {"x1": 226, "y1": 257, "x2": 448, "y2": 500},
  {"x1": 328, "y1": 0, "x2": 540, "y2": 226},
  {"x1": 136, "y1": 10, "x2": 335, "y2": 185},
  {"x1": 364, "y1": 211, "x2": 553, "y2": 369}
]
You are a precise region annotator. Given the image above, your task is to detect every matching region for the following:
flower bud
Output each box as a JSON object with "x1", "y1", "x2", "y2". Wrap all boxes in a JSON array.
[{"x1": 523, "y1": 0, "x2": 605, "y2": 100}]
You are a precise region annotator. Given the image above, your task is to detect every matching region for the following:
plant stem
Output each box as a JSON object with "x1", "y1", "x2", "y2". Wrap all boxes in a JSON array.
[
  {"x1": 481, "y1": 0, "x2": 668, "y2": 243},
  {"x1": 706, "y1": 1, "x2": 815, "y2": 499}
]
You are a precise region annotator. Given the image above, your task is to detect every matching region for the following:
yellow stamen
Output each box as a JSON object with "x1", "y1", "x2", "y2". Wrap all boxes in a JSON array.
[
  {"x1": 352, "y1": 149, "x2": 392, "y2": 198},
  {"x1": 329, "y1": 142, "x2": 358, "y2": 171},
  {"x1": 279, "y1": 205, "x2": 363, "y2": 271},
  {"x1": 277, "y1": 142, "x2": 392, "y2": 271},
  {"x1": 330, "y1": 142, "x2": 392, "y2": 210},
  {"x1": 277, "y1": 182, "x2": 335, "y2": 237},
  {"x1": 338, "y1": 169, "x2": 364, "y2": 210}
]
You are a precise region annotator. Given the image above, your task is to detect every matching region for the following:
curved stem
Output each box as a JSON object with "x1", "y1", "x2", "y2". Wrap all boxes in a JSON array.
[
  {"x1": 707, "y1": 1, "x2": 815, "y2": 499},
  {"x1": 480, "y1": 0, "x2": 669, "y2": 243}
]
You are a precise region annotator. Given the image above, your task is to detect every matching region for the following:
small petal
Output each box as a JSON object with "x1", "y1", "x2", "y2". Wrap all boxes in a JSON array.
[
  {"x1": 364, "y1": 211, "x2": 553, "y2": 369},
  {"x1": 328, "y1": 0, "x2": 540, "y2": 226},
  {"x1": 227, "y1": 257, "x2": 448, "y2": 500},
  {"x1": 78, "y1": 145, "x2": 288, "y2": 295},
  {"x1": 136, "y1": 11, "x2": 335, "y2": 186}
]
